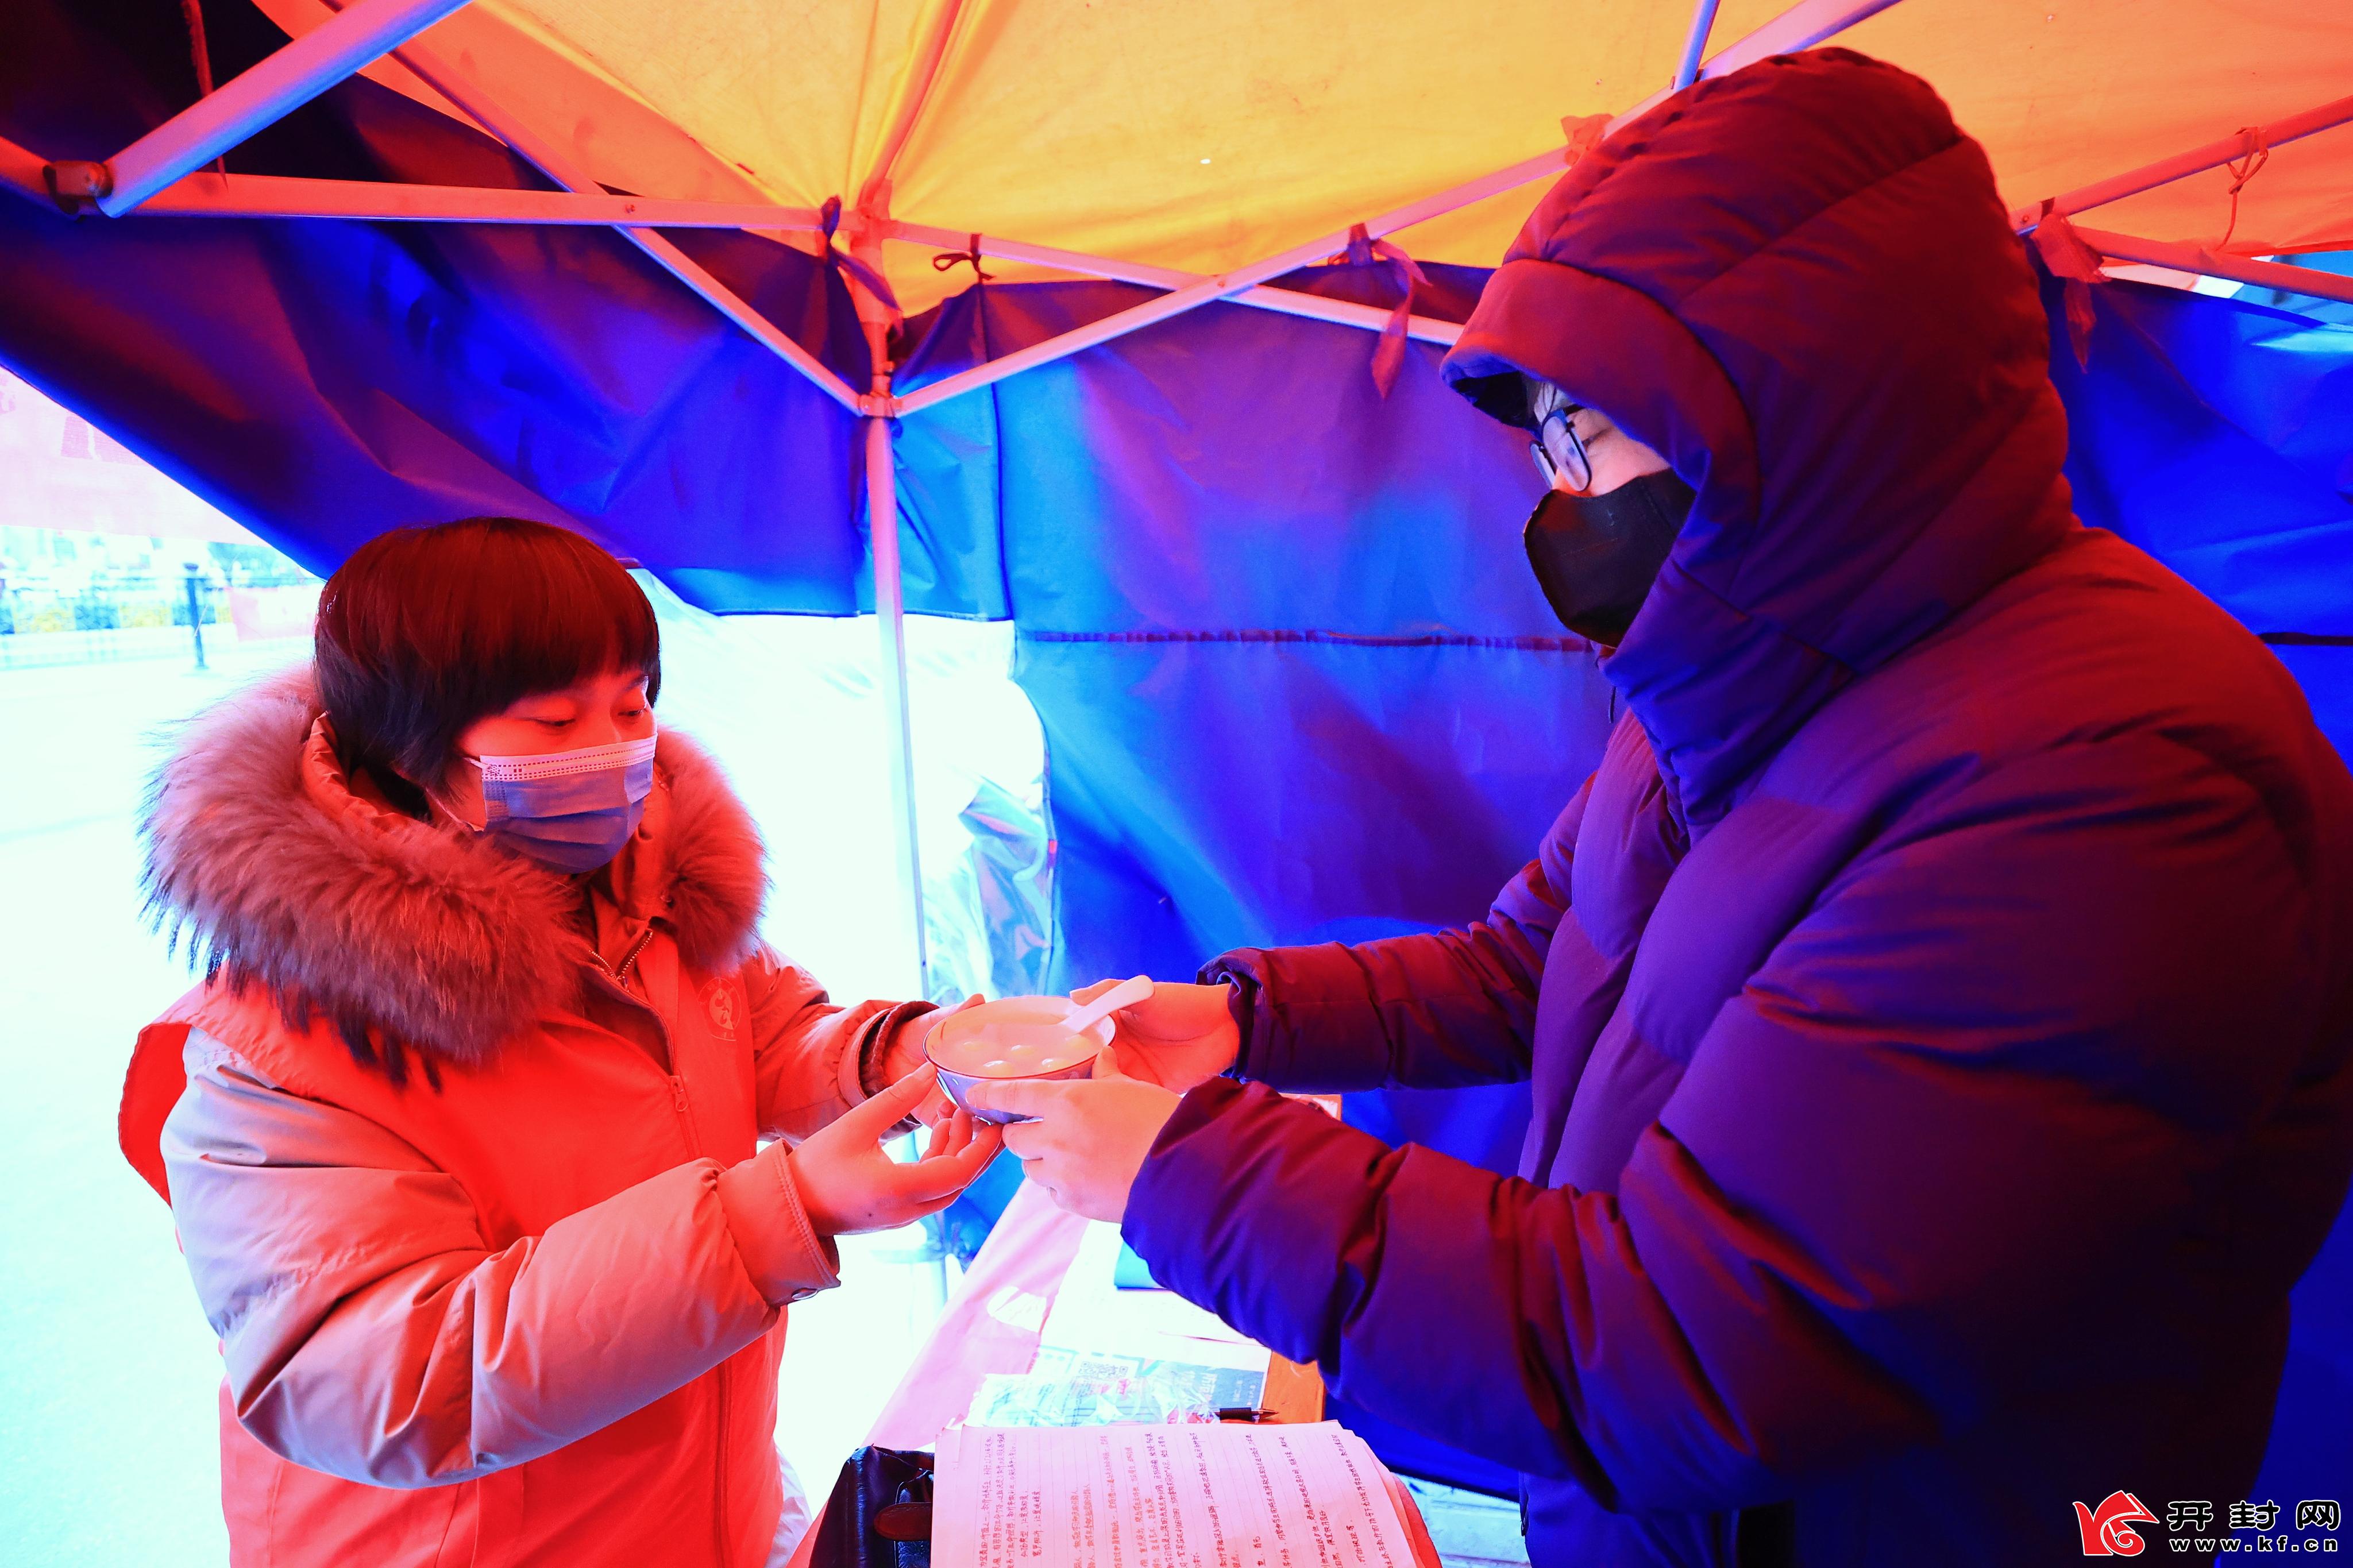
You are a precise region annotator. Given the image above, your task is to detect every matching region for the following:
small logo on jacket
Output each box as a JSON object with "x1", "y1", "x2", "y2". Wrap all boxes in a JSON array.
[
  {"x1": 704, "y1": 980, "x2": 739, "y2": 1042},
  {"x1": 2074, "y1": 1492, "x2": 2158, "y2": 1556}
]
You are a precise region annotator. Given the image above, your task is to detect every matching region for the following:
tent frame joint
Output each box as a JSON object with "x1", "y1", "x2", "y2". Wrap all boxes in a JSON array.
[{"x1": 41, "y1": 159, "x2": 109, "y2": 215}]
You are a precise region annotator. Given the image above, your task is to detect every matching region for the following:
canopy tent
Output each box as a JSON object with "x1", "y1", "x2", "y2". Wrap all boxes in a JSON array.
[
  {"x1": 16, "y1": 0, "x2": 2353, "y2": 315},
  {"x1": 3, "y1": 0, "x2": 2350, "y2": 1509},
  {"x1": 7, "y1": 0, "x2": 2350, "y2": 976},
  {"x1": 9, "y1": 0, "x2": 2353, "y2": 391}
]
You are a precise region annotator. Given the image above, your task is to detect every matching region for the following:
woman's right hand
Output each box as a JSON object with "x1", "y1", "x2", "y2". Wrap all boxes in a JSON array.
[
  {"x1": 788, "y1": 1067, "x2": 1002, "y2": 1236},
  {"x1": 1069, "y1": 979, "x2": 1241, "y2": 1091}
]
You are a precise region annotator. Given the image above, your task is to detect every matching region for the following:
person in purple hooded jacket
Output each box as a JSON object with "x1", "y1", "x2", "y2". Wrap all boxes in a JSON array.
[{"x1": 969, "y1": 48, "x2": 2353, "y2": 1568}]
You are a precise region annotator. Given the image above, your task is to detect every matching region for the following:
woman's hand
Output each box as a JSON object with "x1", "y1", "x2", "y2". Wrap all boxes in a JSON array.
[
  {"x1": 965, "y1": 1049, "x2": 1182, "y2": 1223},
  {"x1": 877, "y1": 994, "x2": 985, "y2": 1125},
  {"x1": 1068, "y1": 979, "x2": 1240, "y2": 1091},
  {"x1": 789, "y1": 1066, "x2": 1002, "y2": 1236}
]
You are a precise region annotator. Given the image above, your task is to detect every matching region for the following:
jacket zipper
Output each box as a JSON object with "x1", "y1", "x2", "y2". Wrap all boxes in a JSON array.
[
  {"x1": 614, "y1": 926, "x2": 656, "y2": 984},
  {"x1": 593, "y1": 922, "x2": 728, "y2": 1546},
  {"x1": 646, "y1": 994, "x2": 728, "y2": 1561}
]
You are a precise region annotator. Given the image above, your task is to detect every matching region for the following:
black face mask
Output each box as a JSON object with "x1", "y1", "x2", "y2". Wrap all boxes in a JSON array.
[{"x1": 1521, "y1": 469, "x2": 1696, "y2": 646}]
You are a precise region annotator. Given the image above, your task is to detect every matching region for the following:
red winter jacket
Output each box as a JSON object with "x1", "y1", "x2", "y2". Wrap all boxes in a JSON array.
[
  {"x1": 1124, "y1": 51, "x2": 2353, "y2": 1567},
  {"x1": 121, "y1": 669, "x2": 934, "y2": 1567}
]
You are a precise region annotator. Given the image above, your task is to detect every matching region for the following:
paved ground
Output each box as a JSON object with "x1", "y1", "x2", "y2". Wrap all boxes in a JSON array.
[
  {"x1": 1, "y1": 646, "x2": 291, "y2": 1564},
  {"x1": 0, "y1": 639, "x2": 975, "y2": 1563}
]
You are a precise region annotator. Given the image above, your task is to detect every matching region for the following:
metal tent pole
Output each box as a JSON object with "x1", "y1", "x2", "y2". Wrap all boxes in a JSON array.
[
  {"x1": 844, "y1": 202, "x2": 930, "y2": 997},
  {"x1": 370, "y1": 27, "x2": 865, "y2": 412},
  {"x1": 9, "y1": 0, "x2": 1927, "y2": 397},
  {"x1": 63, "y1": 171, "x2": 826, "y2": 230},
  {"x1": 892, "y1": 0, "x2": 1920, "y2": 416},
  {"x1": 97, "y1": 0, "x2": 474, "y2": 214},
  {"x1": 4, "y1": 143, "x2": 1466, "y2": 347},
  {"x1": 865, "y1": 391, "x2": 929, "y2": 998},
  {"x1": 891, "y1": 150, "x2": 1565, "y2": 416},
  {"x1": 2012, "y1": 93, "x2": 2353, "y2": 234},
  {"x1": 2067, "y1": 229, "x2": 2353, "y2": 307},
  {"x1": 1673, "y1": 0, "x2": 1725, "y2": 92},
  {"x1": 881, "y1": 218, "x2": 1465, "y2": 344},
  {"x1": 1682, "y1": 0, "x2": 1908, "y2": 84},
  {"x1": 0, "y1": 135, "x2": 46, "y2": 202}
]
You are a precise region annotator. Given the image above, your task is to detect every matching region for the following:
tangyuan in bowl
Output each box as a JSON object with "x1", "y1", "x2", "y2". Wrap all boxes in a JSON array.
[{"x1": 925, "y1": 996, "x2": 1113, "y2": 1124}]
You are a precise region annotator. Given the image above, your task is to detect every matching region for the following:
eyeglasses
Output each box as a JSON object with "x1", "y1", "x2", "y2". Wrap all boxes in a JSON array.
[{"x1": 1526, "y1": 385, "x2": 1594, "y2": 492}]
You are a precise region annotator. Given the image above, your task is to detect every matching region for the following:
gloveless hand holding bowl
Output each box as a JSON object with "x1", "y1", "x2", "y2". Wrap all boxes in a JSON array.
[{"x1": 923, "y1": 979, "x2": 1152, "y2": 1125}]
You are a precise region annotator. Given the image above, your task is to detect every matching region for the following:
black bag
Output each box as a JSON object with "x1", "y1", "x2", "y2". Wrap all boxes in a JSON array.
[{"x1": 809, "y1": 1446, "x2": 935, "y2": 1568}]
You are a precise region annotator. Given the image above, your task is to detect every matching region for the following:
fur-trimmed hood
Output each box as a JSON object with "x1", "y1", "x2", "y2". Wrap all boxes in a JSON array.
[{"x1": 141, "y1": 665, "x2": 767, "y2": 1065}]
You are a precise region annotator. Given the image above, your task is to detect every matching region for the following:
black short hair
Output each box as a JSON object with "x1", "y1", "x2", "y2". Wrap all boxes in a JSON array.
[{"x1": 315, "y1": 517, "x2": 661, "y2": 815}]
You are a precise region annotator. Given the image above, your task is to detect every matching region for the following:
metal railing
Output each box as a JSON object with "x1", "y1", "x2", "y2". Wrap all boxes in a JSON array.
[
  {"x1": 0, "y1": 573, "x2": 317, "y2": 670},
  {"x1": 0, "y1": 622, "x2": 244, "y2": 671}
]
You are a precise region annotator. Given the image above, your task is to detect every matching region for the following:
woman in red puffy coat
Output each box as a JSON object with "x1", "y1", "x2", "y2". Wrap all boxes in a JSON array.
[{"x1": 121, "y1": 516, "x2": 998, "y2": 1567}]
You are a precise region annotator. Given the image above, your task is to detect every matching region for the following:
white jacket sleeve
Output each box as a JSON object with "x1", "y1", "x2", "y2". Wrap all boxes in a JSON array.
[{"x1": 161, "y1": 1029, "x2": 836, "y2": 1489}]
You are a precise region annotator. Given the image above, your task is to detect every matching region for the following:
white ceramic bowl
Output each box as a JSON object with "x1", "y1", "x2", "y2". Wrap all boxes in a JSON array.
[{"x1": 924, "y1": 996, "x2": 1114, "y2": 1125}]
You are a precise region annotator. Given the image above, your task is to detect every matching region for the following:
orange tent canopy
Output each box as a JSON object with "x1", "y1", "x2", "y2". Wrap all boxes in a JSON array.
[{"x1": 234, "y1": 0, "x2": 2351, "y2": 318}]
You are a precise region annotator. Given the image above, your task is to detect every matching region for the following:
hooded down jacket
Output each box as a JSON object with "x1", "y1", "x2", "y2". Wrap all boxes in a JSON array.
[
  {"x1": 1121, "y1": 50, "x2": 2353, "y2": 1568},
  {"x1": 119, "y1": 668, "x2": 936, "y2": 1567}
]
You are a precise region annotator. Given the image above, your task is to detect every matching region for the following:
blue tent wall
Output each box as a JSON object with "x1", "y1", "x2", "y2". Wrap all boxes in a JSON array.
[
  {"x1": 894, "y1": 271, "x2": 1617, "y2": 983},
  {"x1": 2043, "y1": 269, "x2": 2353, "y2": 1515},
  {"x1": 894, "y1": 275, "x2": 1612, "y2": 1492}
]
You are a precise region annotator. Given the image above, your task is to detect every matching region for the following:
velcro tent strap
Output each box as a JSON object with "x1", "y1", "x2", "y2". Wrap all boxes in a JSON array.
[
  {"x1": 1330, "y1": 113, "x2": 1608, "y2": 399},
  {"x1": 2030, "y1": 211, "x2": 2108, "y2": 368},
  {"x1": 1561, "y1": 113, "x2": 1611, "y2": 163},
  {"x1": 2218, "y1": 126, "x2": 2271, "y2": 251},
  {"x1": 1344, "y1": 222, "x2": 1430, "y2": 397}
]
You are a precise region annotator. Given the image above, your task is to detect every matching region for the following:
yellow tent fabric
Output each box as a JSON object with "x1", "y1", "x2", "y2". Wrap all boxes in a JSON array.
[{"x1": 261, "y1": 0, "x2": 2353, "y2": 317}]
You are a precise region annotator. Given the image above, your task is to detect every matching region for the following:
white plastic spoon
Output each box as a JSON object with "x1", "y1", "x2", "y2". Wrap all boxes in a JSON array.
[
  {"x1": 1058, "y1": 973, "x2": 1155, "y2": 1041},
  {"x1": 962, "y1": 975, "x2": 1156, "y2": 1065}
]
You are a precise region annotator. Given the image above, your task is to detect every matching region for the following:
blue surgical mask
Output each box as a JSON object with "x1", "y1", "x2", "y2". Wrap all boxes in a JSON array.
[{"x1": 460, "y1": 733, "x2": 658, "y2": 874}]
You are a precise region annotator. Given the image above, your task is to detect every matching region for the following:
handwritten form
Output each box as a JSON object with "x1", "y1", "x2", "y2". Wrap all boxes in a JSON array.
[{"x1": 932, "y1": 1422, "x2": 1419, "y2": 1568}]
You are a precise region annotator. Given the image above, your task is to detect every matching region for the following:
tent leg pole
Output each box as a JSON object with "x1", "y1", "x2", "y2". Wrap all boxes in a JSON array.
[
  {"x1": 870, "y1": 398, "x2": 942, "y2": 1300},
  {"x1": 867, "y1": 404, "x2": 928, "y2": 999}
]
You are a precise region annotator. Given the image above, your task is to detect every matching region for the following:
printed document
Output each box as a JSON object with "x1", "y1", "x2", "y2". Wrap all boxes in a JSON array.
[{"x1": 932, "y1": 1421, "x2": 1418, "y2": 1568}]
